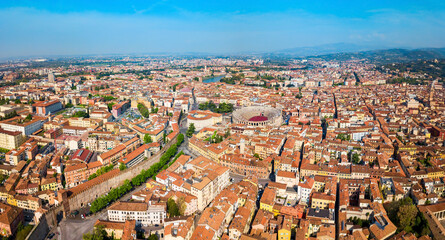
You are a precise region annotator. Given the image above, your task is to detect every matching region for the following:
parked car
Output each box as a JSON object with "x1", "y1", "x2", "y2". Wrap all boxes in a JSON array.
[{"x1": 70, "y1": 210, "x2": 79, "y2": 217}]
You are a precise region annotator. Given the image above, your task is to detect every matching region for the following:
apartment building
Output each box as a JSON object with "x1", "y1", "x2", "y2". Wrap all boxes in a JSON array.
[
  {"x1": 33, "y1": 100, "x2": 62, "y2": 116},
  {"x1": 98, "y1": 137, "x2": 140, "y2": 165},
  {"x1": 0, "y1": 128, "x2": 24, "y2": 150},
  {"x1": 108, "y1": 201, "x2": 166, "y2": 226},
  {"x1": 0, "y1": 116, "x2": 43, "y2": 136},
  {"x1": 118, "y1": 144, "x2": 150, "y2": 168},
  {"x1": 111, "y1": 101, "x2": 130, "y2": 118},
  {"x1": 64, "y1": 161, "x2": 102, "y2": 188},
  {"x1": 156, "y1": 156, "x2": 230, "y2": 211}
]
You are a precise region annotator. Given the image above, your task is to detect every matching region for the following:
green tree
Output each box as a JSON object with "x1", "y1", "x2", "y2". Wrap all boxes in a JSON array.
[
  {"x1": 25, "y1": 114, "x2": 32, "y2": 121},
  {"x1": 167, "y1": 198, "x2": 181, "y2": 217},
  {"x1": 186, "y1": 123, "x2": 195, "y2": 138},
  {"x1": 88, "y1": 173, "x2": 97, "y2": 180},
  {"x1": 73, "y1": 111, "x2": 89, "y2": 118},
  {"x1": 119, "y1": 163, "x2": 127, "y2": 171},
  {"x1": 137, "y1": 103, "x2": 150, "y2": 118},
  {"x1": 83, "y1": 225, "x2": 111, "y2": 240},
  {"x1": 107, "y1": 102, "x2": 115, "y2": 111},
  {"x1": 144, "y1": 134, "x2": 153, "y2": 144},
  {"x1": 336, "y1": 133, "x2": 351, "y2": 141},
  {"x1": 385, "y1": 197, "x2": 430, "y2": 236},
  {"x1": 89, "y1": 134, "x2": 185, "y2": 214},
  {"x1": 147, "y1": 234, "x2": 159, "y2": 240},
  {"x1": 15, "y1": 224, "x2": 34, "y2": 240},
  {"x1": 224, "y1": 129, "x2": 231, "y2": 138},
  {"x1": 172, "y1": 83, "x2": 179, "y2": 92},
  {"x1": 177, "y1": 196, "x2": 186, "y2": 215},
  {"x1": 198, "y1": 101, "x2": 233, "y2": 113},
  {"x1": 102, "y1": 96, "x2": 116, "y2": 101},
  {"x1": 352, "y1": 153, "x2": 361, "y2": 164},
  {"x1": 0, "y1": 174, "x2": 8, "y2": 184},
  {"x1": 398, "y1": 204, "x2": 417, "y2": 232}
]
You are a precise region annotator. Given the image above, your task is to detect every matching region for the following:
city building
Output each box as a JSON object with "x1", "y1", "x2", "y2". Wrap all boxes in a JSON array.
[
  {"x1": 108, "y1": 201, "x2": 166, "y2": 226},
  {"x1": 33, "y1": 100, "x2": 63, "y2": 115}
]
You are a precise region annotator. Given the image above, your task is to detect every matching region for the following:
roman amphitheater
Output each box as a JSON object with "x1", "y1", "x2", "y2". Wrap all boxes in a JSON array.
[{"x1": 232, "y1": 106, "x2": 282, "y2": 127}]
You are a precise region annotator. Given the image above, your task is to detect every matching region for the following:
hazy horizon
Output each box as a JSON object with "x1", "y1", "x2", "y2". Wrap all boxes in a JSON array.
[{"x1": 1, "y1": 0, "x2": 445, "y2": 59}]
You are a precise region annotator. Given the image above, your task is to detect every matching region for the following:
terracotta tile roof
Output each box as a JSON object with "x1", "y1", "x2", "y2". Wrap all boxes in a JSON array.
[
  {"x1": 191, "y1": 225, "x2": 216, "y2": 240},
  {"x1": 0, "y1": 202, "x2": 23, "y2": 226},
  {"x1": 108, "y1": 201, "x2": 148, "y2": 212}
]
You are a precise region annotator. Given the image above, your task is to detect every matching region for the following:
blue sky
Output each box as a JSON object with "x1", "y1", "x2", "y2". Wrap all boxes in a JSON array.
[{"x1": 1, "y1": 0, "x2": 445, "y2": 58}]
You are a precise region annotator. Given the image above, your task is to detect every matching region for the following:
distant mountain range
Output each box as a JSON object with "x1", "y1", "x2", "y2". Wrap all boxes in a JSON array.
[
  {"x1": 271, "y1": 43, "x2": 445, "y2": 63},
  {"x1": 309, "y1": 48, "x2": 445, "y2": 63},
  {"x1": 3, "y1": 43, "x2": 445, "y2": 64},
  {"x1": 274, "y1": 43, "x2": 382, "y2": 56}
]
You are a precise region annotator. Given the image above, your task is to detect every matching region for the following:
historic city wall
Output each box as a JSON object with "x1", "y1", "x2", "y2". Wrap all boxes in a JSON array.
[{"x1": 66, "y1": 136, "x2": 178, "y2": 211}]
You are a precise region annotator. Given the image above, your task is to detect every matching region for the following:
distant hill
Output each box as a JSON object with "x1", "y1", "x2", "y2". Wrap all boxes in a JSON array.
[
  {"x1": 273, "y1": 44, "x2": 445, "y2": 63},
  {"x1": 274, "y1": 43, "x2": 382, "y2": 56},
  {"x1": 307, "y1": 48, "x2": 445, "y2": 63}
]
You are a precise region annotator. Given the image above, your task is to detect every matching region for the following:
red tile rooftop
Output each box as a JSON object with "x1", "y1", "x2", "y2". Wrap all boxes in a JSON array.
[{"x1": 248, "y1": 116, "x2": 268, "y2": 122}]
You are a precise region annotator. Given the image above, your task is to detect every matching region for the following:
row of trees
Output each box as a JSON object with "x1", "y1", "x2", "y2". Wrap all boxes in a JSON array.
[
  {"x1": 88, "y1": 164, "x2": 115, "y2": 180},
  {"x1": 0, "y1": 98, "x2": 10, "y2": 105},
  {"x1": 220, "y1": 73, "x2": 244, "y2": 84},
  {"x1": 0, "y1": 110, "x2": 17, "y2": 121},
  {"x1": 0, "y1": 98, "x2": 32, "y2": 106},
  {"x1": 14, "y1": 223, "x2": 34, "y2": 240},
  {"x1": 138, "y1": 103, "x2": 150, "y2": 118},
  {"x1": 198, "y1": 101, "x2": 234, "y2": 113},
  {"x1": 101, "y1": 95, "x2": 116, "y2": 101},
  {"x1": 94, "y1": 85, "x2": 110, "y2": 91},
  {"x1": 387, "y1": 77, "x2": 426, "y2": 85},
  {"x1": 73, "y1": 111, "x2": 89, "y2": 118},
  {"x1": 83, "y1": 225, "x2": 158, "y2": 240},
  {"x1": 89, "y1": 134, "x2": 184, "y2": 214}
]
